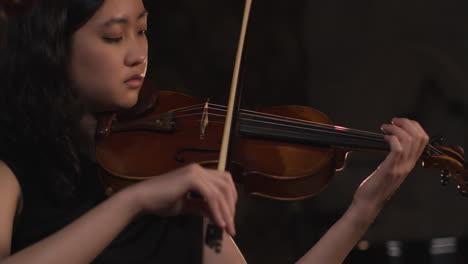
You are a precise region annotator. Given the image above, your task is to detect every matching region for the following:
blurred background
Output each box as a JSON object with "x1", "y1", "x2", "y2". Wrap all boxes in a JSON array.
[{"x1": 145, "y1": 0, "x2": 468, "y2": 263}]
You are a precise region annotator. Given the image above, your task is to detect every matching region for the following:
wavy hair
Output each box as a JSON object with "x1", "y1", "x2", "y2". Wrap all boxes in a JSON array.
[{"x1": 0, "y1": 0, "x2": 105, "y2": 202}]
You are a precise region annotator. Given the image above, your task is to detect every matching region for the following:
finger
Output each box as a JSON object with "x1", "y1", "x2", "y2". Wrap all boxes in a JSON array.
[
  {"x1": 209, "y1": 171, "x2": 236, "y2": 236},
  {"x1": 381, "y1": 135, "x2": 403, "y2": 172},
  {"x1": 193, "y1": 178, "x2": 226, "y2": 229},
  {"x1": 392, "y1": 118, "x2": 424, "y2": 160},
  {"x1": 381, "y1": 122, "x2": 412, "y2": 160},
  {"x1": 185, "y1": 194, "x2": 235, "y2": 236},
  {"x1": 409, "y1": 120, "x2": 430, "y2": 155},
  {"x1": 218, "y1": 171, "x2": 237, "y2": 220},
  {"x1": 183, "y1": 198, "x2": 212, "y2": 219},
  {"x1": 223, "y1": 172, "x2": 238, "y2": 236},
  {"x1": 189, "y1": 166, "x2": 235, "y2": 235},
  {"x1": 205, "y1": 171, "x2": 237, "y2": 219},
  {"x1": 196, "y1": 171, "x2": 235, "y2": 235}
]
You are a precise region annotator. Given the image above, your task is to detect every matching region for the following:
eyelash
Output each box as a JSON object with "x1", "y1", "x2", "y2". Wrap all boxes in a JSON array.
[
  {"x1": 103, "y1": 37, "x2": 123, "y2": 43},
  {"x1": 103, "y1": 30, "x2": 147, "y2": 43}
]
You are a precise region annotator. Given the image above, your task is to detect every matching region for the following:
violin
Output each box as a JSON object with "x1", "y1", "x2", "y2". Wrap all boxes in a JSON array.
[{"x1": 95, "y1": 83, "x2": 467, "y2": 201}]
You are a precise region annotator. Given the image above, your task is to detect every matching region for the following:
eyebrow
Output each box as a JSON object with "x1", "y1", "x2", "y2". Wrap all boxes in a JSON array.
[{"x1": 101, "y1": 10, "x2": 148, "y2": 28}]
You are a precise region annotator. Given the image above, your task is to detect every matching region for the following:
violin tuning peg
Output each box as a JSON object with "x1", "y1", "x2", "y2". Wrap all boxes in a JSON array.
[
  {"x1": 441, "y1": 179, "x2": 450, "y2": 186},
  {"x1": 457, "y1": 185, "x2": 468, "y2": 198},
  {"x1": 440, "y1": 170, "x2": 450, "y2": 186}
]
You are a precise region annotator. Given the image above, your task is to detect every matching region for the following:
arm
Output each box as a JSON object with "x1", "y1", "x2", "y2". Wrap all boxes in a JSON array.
[
  {"x1": 296, "y1": 198, "x2": 380, "y2": 264},
  {"x1": 297, "y1": 118, "x2": 429, "y2": 264},
  {"x1": 0, "y1": 160, "x2": 139, "y2": 264},
  {"x1": 0, "y1": 163, "x2": 239, "y2": 264}
]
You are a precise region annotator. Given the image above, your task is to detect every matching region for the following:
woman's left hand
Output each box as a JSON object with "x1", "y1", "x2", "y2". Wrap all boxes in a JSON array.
[{"x1": 352, "y1": 118, "x2": 429, "y2": 214}]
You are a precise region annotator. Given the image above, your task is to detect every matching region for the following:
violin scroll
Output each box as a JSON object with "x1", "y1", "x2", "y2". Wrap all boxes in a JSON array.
[{"x1": 422, "y1": 144, "x2": 468, "y2": 196}]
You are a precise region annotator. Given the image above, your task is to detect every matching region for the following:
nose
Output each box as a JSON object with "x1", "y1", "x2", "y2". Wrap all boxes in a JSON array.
[{"x1": 124, "y1": 36, "x2": 148, "y2": 68}]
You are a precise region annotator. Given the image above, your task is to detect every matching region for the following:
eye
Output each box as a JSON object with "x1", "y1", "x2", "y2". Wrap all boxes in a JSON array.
[
  {"x1": 103, "y1": 36, "x2": 123, "y2": 43},
  {"x1": 138, "y1": 29, "x2": 147, "y2": 36}
]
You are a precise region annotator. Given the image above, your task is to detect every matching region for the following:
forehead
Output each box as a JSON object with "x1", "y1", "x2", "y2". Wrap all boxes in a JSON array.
[{"x1": 86, "y1": 0, "x2": 146, "y2": 26}]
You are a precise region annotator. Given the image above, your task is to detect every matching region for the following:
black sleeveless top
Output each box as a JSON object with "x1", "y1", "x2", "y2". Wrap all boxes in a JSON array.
[{"x1": 4, "y1": 155, "x2": 203, "y2": 264}]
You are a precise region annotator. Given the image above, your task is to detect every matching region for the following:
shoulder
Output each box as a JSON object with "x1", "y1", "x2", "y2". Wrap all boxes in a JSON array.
[
  {"x1": 0, "y1": 159, "x2": 22, "y2": 212},
  {"x1": 0, "y1": 160, "x2": 22, "y2": 258},
  {"x1": 0, "y1": 160, "x2": 21, "y2": 193}
]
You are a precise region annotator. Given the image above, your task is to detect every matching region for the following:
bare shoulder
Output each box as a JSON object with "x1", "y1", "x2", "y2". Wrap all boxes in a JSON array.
[
  {"x1": 0, "y1": 160, "x2": 21, "y2": 199},
  {"x1": 0, "y1": 160, "x2": 22, "y2": 258}
]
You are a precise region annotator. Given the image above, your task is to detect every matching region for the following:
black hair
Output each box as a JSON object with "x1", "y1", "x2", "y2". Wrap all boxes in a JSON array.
[{"x1": 0, "y1": 0, "x2": 105, "y2": 202}]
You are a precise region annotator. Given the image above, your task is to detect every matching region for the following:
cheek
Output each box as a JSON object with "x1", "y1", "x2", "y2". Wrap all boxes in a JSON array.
[{"x1": 70, "y1": 42, "x2": 125, "y2": 109}]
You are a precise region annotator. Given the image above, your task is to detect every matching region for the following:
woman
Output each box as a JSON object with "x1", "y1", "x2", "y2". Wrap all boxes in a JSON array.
[{"x1": 0, "y1": 0, "x2": 429, "y2": 263}]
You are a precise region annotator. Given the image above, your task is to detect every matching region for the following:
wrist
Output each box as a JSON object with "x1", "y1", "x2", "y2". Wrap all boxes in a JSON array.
[
  {"x1": 112, "y1": 185, "x2": 144, "y2": 220},
  {"x1": 344, "y1": 199, "x2": 382, "y2": 229}
]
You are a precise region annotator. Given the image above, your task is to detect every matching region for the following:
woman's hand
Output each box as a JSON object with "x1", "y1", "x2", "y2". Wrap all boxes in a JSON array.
[
  {"x1": 296, "y1": 118, "x2": 429, "y2": 264},
  {"x1": 352, "y1": 118, "x2": 429, "y2": 213},
  {"x1": 126, "y1": 163, "x2": 237, "y2": 236}
]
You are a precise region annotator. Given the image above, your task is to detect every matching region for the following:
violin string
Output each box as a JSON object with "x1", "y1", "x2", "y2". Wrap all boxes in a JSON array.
[
  {"x1": 163, "y1": 111, "x2": 388, "y2": 146},
  {"x1": 216, "y1": 117, "x2": 387, "y2": 146},
  {"x1": 158, "y1": 111, "x2": 447, "y2": 154},
  {"x1": 146, "y1": 104, "x2": 446, "y2": 156},
  {"x1": 195, "y1": 105, "x2": 447, "y2": 156},
  {"x1": 166, "y1": 108, "x2": 386, "y2": 143},
  {"x1": 162, "y1": 104, "x2": 448, "y2": 156},
  {"x1": 156, "y1": 103, "x2": 383, "y2": 139},
  {"x1": 208, "y1": 104, "x2": 385, "y2": 139},
  {"x1": 163, "y1": 104, "x2": 385, "y2": 140},
  {"x1": 192, "y1": 116, "x2": 445, "y2": 156}
]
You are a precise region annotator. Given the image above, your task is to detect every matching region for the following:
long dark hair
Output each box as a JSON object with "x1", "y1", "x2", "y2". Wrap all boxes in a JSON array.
[{"x1": 0, "y1": 0, "x2": 105, "y2": 202}]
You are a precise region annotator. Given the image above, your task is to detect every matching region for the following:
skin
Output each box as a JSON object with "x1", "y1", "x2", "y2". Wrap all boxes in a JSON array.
[{"x1": 0, "y1": 0, "x2": 430, "y2": 263}]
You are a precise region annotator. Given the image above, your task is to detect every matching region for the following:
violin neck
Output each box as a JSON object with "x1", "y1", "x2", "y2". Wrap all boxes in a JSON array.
[{"x1": 239, "y1": 114, "x2": 389, "y2": 152}]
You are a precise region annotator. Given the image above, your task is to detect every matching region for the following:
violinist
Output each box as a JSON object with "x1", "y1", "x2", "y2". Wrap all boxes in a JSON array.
[{"x1": 0, "y1": 0, "x2": 429, "y2": 263}]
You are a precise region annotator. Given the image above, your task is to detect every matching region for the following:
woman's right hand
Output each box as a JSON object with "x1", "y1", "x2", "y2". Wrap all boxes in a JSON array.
[{"x1": 125, "y1": 163, "x2": 237, "y2": 236}]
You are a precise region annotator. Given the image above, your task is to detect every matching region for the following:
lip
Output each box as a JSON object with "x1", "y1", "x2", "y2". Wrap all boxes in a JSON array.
[{"x1": 124, "y1": 74, "x2": 144, "y2": 88}]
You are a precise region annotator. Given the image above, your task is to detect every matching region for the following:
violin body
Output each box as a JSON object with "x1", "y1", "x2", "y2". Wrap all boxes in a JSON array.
[{"x1": 96, "y1": 90, "x2": 348, "y2": 200}]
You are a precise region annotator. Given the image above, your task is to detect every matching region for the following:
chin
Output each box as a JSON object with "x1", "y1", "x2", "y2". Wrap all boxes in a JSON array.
[
  {"x1": 116, "y1": 88, "x2": 140, "y2": 108},
  {"x1": 119, "y1": 97, "x2": 139, "y2": 110}
]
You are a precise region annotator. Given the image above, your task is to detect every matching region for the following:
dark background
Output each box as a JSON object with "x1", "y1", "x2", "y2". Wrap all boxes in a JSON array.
[{"x1": 145, "y1": 1, "x2": 468, "y2": 263}]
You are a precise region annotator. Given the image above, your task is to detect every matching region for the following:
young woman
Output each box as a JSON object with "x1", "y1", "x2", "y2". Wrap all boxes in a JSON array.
[{"x1": 0, "y1": 0, "x2": 429, "y2": 263}]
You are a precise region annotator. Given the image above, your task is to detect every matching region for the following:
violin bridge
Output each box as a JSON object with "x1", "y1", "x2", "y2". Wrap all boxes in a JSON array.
[{"x1": 200, "y1": 101, "x2": 209, "y2": 139}]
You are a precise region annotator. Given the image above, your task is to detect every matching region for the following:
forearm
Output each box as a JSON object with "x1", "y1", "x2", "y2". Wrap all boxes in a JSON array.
[
  {"x1": 296, "y1": 202, "x2": 381, "y2": 264},
  {"x1": 2, "y1": 189, "x2": 140, "y2": 264}
]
